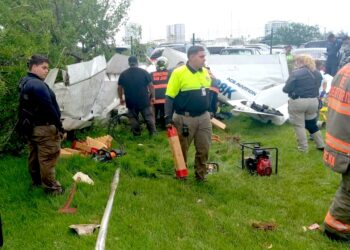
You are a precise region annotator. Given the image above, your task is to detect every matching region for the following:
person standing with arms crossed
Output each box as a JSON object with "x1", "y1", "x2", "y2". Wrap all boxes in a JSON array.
[
  {"x1": 18, "y1": 55, "x2": 64, "y2": 195},
  {"x1": 164, "y1": 46, "x2": 212, "y2": 181}
]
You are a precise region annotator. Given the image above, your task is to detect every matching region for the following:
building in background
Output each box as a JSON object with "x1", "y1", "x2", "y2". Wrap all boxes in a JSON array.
[
  {"x1": 265, "y1": 21, "x2": 289, "y2": 35},
  {"x1": 166, "y1": 24, "x2": 185, "y2": 43}
]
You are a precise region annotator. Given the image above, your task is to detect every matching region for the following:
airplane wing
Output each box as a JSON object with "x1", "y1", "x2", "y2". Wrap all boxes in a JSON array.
[{"x1": 207, "y1": 54, "x2": 290, "y2": 125}]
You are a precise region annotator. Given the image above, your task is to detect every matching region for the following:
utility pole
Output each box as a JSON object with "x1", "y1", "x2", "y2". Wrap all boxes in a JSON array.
[
  {"x1": 192, "y1": 33, "x2": 195, "y2": 46},
  {"x1": 130, "y1": 36, "x2": 133, "y2": 55}
]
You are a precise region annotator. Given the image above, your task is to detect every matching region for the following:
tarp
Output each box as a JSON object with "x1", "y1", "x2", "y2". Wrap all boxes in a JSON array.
[
  {"x1": 51, "y1": 55, "x2": 121, "y2": 131},
  {"x1": 106, "y1": 54, "x2": 129, "y2": 74}
]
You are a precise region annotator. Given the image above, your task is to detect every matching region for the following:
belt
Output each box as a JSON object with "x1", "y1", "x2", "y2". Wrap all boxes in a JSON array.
[
  {"x1": 176, "y1": 110, "x2": 206, "y2": 117},
  {"x1": 290, "y1": 96, "x2": 316, "y2": 100}
]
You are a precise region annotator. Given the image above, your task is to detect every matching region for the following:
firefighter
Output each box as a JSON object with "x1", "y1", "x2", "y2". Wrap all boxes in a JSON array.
[
  {"x1": 150, "y1": 56, "x2": 171, "y2": 129},
  {"x1": 164, "y1": 45, "x2": 212, "y2": 181},
  {"x1": 323, "y1": 63, "x2": 350, "y2": 241}
]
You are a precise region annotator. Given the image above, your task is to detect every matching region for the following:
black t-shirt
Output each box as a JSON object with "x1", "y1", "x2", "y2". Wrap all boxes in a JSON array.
[{"x1": 118, "y1": 67, "x2": 152, "y2": 109}]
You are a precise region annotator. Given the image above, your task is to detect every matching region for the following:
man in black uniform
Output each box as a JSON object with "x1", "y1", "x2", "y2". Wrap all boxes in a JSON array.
[
  {"x1": 326, "y1": 33, "x2": 343, "y2": 76},
  {"x1": 118, "y1": 56, "x2": 157, "y2": 136},
  {"x1": 18, "y1": 54, "x2": 64, "y2": 195}
]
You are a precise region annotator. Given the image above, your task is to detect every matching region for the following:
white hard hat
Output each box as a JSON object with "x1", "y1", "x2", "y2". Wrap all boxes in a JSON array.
[{"x1": 156, "y1": 56, "x2": 168, "y2": 70}]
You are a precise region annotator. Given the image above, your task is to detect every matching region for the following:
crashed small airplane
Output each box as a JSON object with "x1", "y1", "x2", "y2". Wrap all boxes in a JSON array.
[
  {"x1": 47, "y1": 47, "x2": 332, "y2": 130},
  {"x1": 148, "y1": 48, "x2": 291, "y2": 125},
  {"x1": 46, "y1": 54, "x2": 129, "y2": 131},
  {"x1": 206, "y1": 54, "x2": 290, "y2": 125}
]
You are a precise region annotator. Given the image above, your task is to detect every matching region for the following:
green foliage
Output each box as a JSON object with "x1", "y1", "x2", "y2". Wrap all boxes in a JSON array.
[
  {"x1": 0, "y1": 116, "x2": 349, "y2": 249},
  {"x1": 123, "y1": 23, "x2": 148, "y2": 61},
  {"x1": 263, "y1": 22, "x2": 323, "y2": 47},
  {"x1": 0, "y1": 0, "x2": 131, "y2": 153}
]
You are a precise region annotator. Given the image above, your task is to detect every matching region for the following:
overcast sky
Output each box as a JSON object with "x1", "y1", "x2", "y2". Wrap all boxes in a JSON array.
[{"x1": 117, "y1": 0, "x2": 350, "y2": 43}]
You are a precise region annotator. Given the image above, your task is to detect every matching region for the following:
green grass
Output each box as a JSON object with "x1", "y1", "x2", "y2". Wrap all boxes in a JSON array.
[{"x1": 0, "y1": 115, "x2": 348, "y2": 249}]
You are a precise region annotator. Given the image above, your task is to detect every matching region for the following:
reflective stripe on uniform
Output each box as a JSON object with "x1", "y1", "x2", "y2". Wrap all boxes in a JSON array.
[
  {"x1": 326, "y1": 132, "x2": 350, "y2": 154},
  {"x1": 328, "y1": 97, "x2": 350, "y2": 116},
  {"x1": 325, "y1": 211, "x2": 350, "y2": 232},
  {"x1": 153, "y1": 84, "x2": 167, "y2": 89},
  {"x1": 153, "y1": 99, "x2": 165, "y2": 104}
]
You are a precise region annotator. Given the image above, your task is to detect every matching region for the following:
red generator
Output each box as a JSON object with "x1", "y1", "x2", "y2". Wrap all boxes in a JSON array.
[{"x1": 240, "y1": 142, "x2": 278, "y2": 176}]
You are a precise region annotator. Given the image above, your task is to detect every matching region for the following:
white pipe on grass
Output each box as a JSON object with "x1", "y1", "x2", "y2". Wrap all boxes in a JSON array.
[{"x1": 95, "y1": 168, "x2": 120, "y2": 250}]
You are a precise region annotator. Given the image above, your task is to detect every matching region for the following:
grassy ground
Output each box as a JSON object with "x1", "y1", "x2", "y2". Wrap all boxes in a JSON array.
[{"x1": 0, "y1": 114, "x2": 348, "y2": 249}]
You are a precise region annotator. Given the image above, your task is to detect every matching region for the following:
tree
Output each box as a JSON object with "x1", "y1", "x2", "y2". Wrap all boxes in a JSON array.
[
  {"x1": 123, "y1": 23, "x2": 147, "y2": 61},
  {"x1": 262, "y1": 22, "x2": 323, "y2": 47},
  {"x1": 0, "y1": 0, "x2": 131, "y2": 152}
]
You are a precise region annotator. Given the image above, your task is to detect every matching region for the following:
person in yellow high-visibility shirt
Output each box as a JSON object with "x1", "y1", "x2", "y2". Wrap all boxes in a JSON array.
[{"x1": 164, "y1": 46, "x2": 212, "y2": 181}]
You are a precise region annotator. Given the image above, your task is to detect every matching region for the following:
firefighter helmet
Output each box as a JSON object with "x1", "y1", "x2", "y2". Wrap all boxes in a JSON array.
[{"x1": 156, "y1": 56, "x2": 168, "y2": 70}]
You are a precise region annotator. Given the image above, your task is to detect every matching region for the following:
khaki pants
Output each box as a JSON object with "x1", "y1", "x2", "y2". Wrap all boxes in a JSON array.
[
  {"x1": 28, "y1": 125, "x2": 62, "y2": 192},
  {"x1": 173, "y1": 112, "x2": 212, "y2": 180},
  {"x1": 288, "y1": 98, "x2": 321, "y2": 151}
]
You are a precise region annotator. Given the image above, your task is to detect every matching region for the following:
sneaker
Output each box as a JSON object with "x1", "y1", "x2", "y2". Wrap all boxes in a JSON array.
[{"x1": 297, "y1": 147, "x2": 308, "y2": 153}]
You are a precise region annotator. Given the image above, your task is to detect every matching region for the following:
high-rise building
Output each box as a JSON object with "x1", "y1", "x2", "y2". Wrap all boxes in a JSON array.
[
  {"x1": 265, "y1": 21, "x2": 289, "y2": 35},
  {"x1": 166, "y1": 24, "x2": 185, "y2": 43}
]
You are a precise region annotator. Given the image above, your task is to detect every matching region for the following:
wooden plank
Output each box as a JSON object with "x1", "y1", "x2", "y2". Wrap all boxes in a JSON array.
[
  {"x1": 86, "y1": 137, "x2": 107, "y2": 149},
  {"x1": 94, "y1": 135, "x2": 113, "y2": 148},
  {"x1": 211, "y1": 118, "x2": 226, "y2": 130}
]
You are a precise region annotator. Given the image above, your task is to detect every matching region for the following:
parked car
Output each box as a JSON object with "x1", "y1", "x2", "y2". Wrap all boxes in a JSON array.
[
  {"x1": 220, "y1": 47, "x2": 261, "y2": 55},
  {"x1": 303, "y1": 40, "x2": 327, "y2": 48},
  {"x1": 149, "y1": 43, "x2": 210, "y2": 62},
  {"x1": 271, "y1": 45, "x2": 287, "y2": 54},
  {"x1": 207, "y1": 46, "x2": 227, "y2": 55},
  {"x1": 291, "y1": 48, "x2": 327, "y2": 62},
  {"x1": 244, "y1": 44, "x2": 270, "y2": 54}
]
